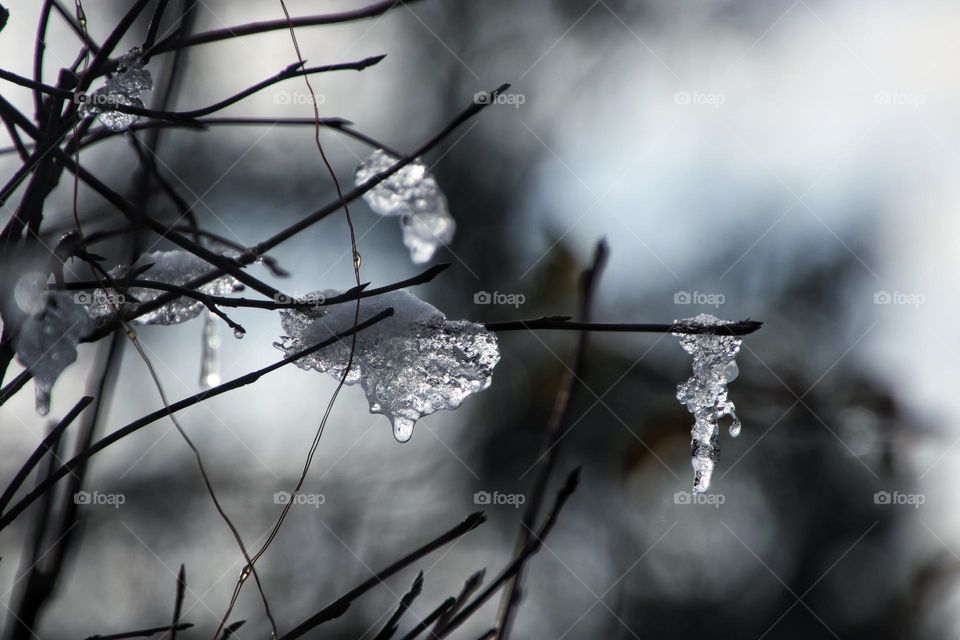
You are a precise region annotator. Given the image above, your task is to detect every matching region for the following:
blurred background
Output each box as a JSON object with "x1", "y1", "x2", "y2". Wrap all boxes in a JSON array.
[{"x1": 0, "y1": 0, "x2": 957, "y2": 638}]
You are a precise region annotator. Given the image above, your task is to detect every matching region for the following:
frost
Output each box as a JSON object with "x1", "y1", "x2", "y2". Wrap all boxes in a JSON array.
[
  {"x1": 80, "y1": 250, "x2": 242, "y2": 325},
  {"x1": 274, "y1": 290, "x2": 499, "y2": 441},
  {"x1": 5, "y1": 274, "x2": 94, "y2": 416},
  {"x1": 673, "y1": 314, "x2": 742, "y2": 494},
  {"x1": 354, "y1": 149, "x2": 456, "y2": 264},
  {"x1": 79, "y1": 47, "x2": 153, "y2": 132}
]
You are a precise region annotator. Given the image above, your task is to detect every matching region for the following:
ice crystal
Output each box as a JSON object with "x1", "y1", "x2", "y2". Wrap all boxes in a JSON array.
[
  {"x1": 6, "y1": 276, "x2": 94, "y2": 416},
  {"x1": 354, "y1": 149, "x2": 456, "y2": 264},
  {"x1": 80, "y1": 250, "x2": 242, "y2": 325},
  {"x1": 274, "y1": 290, "x2": 500, "y2": 442},
  {"x1": 673, "y1": 314, "x2": 742, "y2": 493},
  {"x1": 79, "y1": 47, "x2": 153, "y2": 132}
]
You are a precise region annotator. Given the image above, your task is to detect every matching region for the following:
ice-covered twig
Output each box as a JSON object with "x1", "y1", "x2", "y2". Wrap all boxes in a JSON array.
[
  {"x1": 0, "y1": 308, "x2": 395, "y2": 531},
  {"x1": 485, "y1": 316, "x2": 763, "y2": 336}
]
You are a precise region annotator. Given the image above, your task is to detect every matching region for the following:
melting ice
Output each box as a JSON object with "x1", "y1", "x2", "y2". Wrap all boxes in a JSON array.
[
  {"x1": 81, "y1": 250, "x2": 242, "y2": 325},
  {"x1": 274, "y1": 290, "x2": 500, "y2": 442},
  {"x1": 673, "y1": 314, "x2": 742, "y2": 493},
  {"x1": 79, "y1": 47, "x2": 153, "y2": 132},
  {"x1": 6, "y1": 276, "x2": 94, "y2": 416},
  {"x1": 353, "y1": 149, "x2": 455, "y2": 264}
]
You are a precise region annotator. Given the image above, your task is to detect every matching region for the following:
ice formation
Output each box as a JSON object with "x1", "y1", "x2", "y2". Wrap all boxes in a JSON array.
[
  {"x1": 79, "y1": 47, "x2": 153, "y2": 132},
  {"x1": 80, "y1": 250, "x2": 242, "y2": 325},
  {"x1": 7, "y1": 275, "x2": 94, "y2": 416},
  {"x1": 274, "y1": 290, "x2": 500, "y2": 442},
  {"x1": 673, "y1": 314, "x2": 742, "y2": 493},
  {"x1": 353, "y1": 149, "x2": 456, "y2": 264},
  {"x1": 199, "y1": 311, "x2": 221, "y2": 388}
]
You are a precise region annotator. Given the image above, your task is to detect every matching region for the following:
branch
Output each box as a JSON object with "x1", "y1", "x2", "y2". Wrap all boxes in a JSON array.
[
  {"x1": 279, "y1": 511, "x2": 486, "y2": 640},
  {"x1": 485, "y1": 316, "x2": 764, "y2": 336},
  {"x1": 147, "y1": 0, "x2": 427, "y2": 55},
  {"x1": 0, "y1": 396, "x2": 92, "y2": 513},
  {"x1": 0, "y1": 309, "x2": 395, "y2": 531},
  {"x1": 435, "y1": 469, "x2": 581, "y2": 638},
  {"x1": 85, "y1": 624, "x2": 194, "y2": 640}
]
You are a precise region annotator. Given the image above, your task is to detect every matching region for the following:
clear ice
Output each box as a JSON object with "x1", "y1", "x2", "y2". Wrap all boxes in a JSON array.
[
  {"x1": 9, "y1": 281, "x2": 94, "y2": 416},
  {"x1": 80, "y1": 250, "x2": 242, "y2": 325},
  {"x1": 199, "y1": 311, "x2": 221, "y2": 389},
  {"x1": 673, "y1": 314, "x2": 742, "y2": 494},
  {"x1": 353, "y1": 149, "x2": 456, "y2": 264},
  {"x1": 274, "y1": 290, "x2": 500, "y2": 442},
  {"x1": 79, "y1": 47, "x2": 153, "y2": 132}
]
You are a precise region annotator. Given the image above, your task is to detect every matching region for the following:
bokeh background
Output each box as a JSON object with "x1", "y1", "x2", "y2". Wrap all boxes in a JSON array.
[{"x1": 0, "y1": 0, "x2": 958, "y2": 638}]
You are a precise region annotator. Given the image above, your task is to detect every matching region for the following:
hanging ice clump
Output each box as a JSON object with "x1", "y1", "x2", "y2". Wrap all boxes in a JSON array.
[
  {"x1": 79, "y1": 47, "x2": 153, "y2": 132},
  {"x1": 353, "y1": 149, "x2": 456, "y2": 264},
  {"x1": 6, "y1": 274, "x2": 94, "y2": 416},
  {"x1": 274, "y1": 290, "x2": 499, "y2": 442},
  {"x1": 80, "y1": 250, "x2": 242, "y2": 325},
  {"x1": 673, "y1": 313, "x2": 742, "y2": 494}
]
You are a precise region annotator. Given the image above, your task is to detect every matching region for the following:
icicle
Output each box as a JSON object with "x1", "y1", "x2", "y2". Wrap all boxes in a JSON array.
[
  {"x1": 274, "y1": 290, "x2": 499, "y2": 441},
  {"x1": 673, "y1": 314, "x2": 743, "y2": 493},
  {"x1": 199, "y1": 311, "x2": 221, "y2": 389},
  {"x1": 353, "y1": 149, "x2": 456, "y2": 264}
]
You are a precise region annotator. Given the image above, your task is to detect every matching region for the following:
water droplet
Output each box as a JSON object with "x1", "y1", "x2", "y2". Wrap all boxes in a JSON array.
[
  {"x1": 35, "y1": 384, "x2": 51, "y2": 417},
  {"x1": 233, "y1": 328, "x2": 245, "y2": 339},
  {"x1": 392, "y1": 417, "x2": 415, "y2": 443}
]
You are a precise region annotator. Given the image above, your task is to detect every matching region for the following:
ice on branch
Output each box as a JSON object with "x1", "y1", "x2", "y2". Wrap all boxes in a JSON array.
[
  {"x1": 79, "y1": 47, "x2": 153, "y2": 132},
  {"x1": 673, "y1": 313, "x2": 743, "y2": 494},
  {"x1": 5, "y1": 273, "x2": 94, "y2": 415},
  {"x1": 81, "y1": 250, "x2": 242, "y2": 325},
  {"x1": 354, "y1": 149, "x2": 456, "y2": 264},
  {"x1": 274, "y1": 290, "x2": 500, "y2": 442}
]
